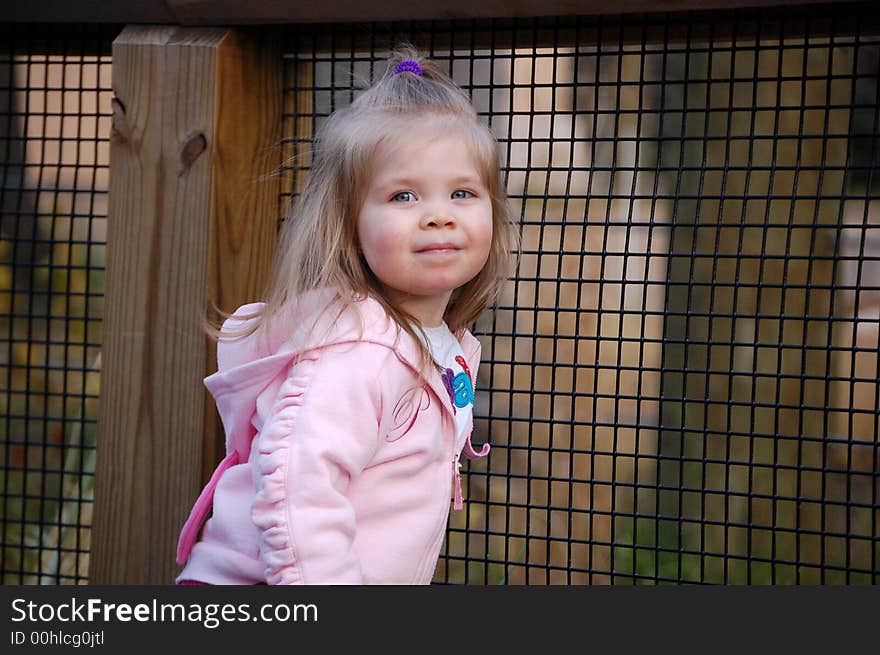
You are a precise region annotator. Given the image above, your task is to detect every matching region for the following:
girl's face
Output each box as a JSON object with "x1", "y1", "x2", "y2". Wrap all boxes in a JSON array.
[{"x1": 357, "y1": 130, "x2": 493, "y2": 327}]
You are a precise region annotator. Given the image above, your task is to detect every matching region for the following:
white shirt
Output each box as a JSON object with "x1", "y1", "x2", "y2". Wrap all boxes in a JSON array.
[{"x1": 419, "y1": 322, "x2": 474, "y2": 454}]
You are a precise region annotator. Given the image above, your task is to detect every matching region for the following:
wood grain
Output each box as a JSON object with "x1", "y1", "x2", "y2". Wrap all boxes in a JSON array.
[{"x1": 91, "y1": 26, "x2": 280, "y2": 584}]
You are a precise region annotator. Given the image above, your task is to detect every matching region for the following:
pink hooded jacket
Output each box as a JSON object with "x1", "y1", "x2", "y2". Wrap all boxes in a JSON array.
[{"x1": 174, "y1": 289, "x2": 489, "y2": 585}]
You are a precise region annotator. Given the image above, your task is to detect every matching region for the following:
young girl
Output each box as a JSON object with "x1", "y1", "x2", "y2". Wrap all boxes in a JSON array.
[{"x1": 174, "y1": 47, "x2": 517, "y2": 585}]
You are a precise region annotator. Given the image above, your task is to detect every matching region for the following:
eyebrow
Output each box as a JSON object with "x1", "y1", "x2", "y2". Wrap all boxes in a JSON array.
[{"x1": 377, "y1": 175, "x2": 484, "y2": 188}]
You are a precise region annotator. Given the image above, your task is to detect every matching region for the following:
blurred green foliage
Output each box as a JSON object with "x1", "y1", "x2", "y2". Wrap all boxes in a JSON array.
[
  {"x1": 1, "y1": 213, "x2": 104, "y2": 584},
  {"x1": 612, "y1": 40, "x2": 879, "y2": 585}
]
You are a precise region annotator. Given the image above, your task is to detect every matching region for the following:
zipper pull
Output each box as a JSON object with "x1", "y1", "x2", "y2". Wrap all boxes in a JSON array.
[{"x1": 453, "y1": 456, "x2": 463, "y2": 511}]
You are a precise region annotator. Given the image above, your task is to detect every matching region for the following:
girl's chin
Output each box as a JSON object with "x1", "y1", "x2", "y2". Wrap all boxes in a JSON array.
[{"x1": 384, "y1": 288, "x2": 456, "y2": 303}]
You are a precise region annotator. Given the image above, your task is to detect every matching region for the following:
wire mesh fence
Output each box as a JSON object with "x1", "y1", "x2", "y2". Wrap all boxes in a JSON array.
[
  {"x1": 0, "y1": 23, "x2": 116, "y2": 583},
  {"x1": 2, "y1": 2, "x2": 878, "y2": 585},
  {"x1": 282, "y1": 3, "x2": 879, "y2": 585}
]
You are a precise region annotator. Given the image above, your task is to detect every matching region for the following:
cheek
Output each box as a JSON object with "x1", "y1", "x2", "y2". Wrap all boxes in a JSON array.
[
  {"x1": 358, "y1": 211, "x2": 394, "y2": 255},
  {"x1": 357, "y1": 212, "x2": 410, "y2": 281},
  {"x1": 473, "y1": 212, "x2": 494, "y2": 256}
]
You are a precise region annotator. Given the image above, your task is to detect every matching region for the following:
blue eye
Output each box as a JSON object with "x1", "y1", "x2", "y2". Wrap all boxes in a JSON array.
[
  {"x1": 452, "y1": 189, "x2": 475, "y2": 199},
  {"x1": 392, "y1": 191, "x2": 415, "y2": 202}
]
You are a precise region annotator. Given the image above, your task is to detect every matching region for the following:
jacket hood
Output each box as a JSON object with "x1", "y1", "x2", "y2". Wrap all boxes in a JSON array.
[{"x1": 205, "y1": 288, "x2": 481, "y2": 461}]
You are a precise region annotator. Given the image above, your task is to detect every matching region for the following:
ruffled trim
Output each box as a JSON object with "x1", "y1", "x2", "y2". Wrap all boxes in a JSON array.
[{"x1": 250, "y1": 354, "x2": 320, "y2": 585}]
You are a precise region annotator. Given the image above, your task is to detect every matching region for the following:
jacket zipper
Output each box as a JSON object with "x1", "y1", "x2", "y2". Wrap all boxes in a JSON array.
[
  {"x1": 452, "y1": 453, "x2": 463, "y2": 511},
  {"x1": 415, "y1": 448, "x2": 458, "y2": 583}
]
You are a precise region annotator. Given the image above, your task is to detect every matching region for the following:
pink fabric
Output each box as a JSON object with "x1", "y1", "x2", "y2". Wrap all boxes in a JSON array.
[
  {"x1": 176, "y1": 450, "x2": 240, "y2": 565},
  {"x1": 175, "y1": 290, "x2": 489, "y2": 585},
  {"x1": 177, "y1": 580, "x2": 266, "y2": 586},
  {"x1": 462, "y1": 436, "x2": 490, "y2": 459},
  {"x1": 453, "y1": 460, "x2": 463, "y2": 511}
]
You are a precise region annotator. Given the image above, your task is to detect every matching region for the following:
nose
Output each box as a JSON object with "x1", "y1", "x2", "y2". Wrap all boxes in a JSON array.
[{"x1": 420, "y1": 202, "x2": 456, "y2": 229}]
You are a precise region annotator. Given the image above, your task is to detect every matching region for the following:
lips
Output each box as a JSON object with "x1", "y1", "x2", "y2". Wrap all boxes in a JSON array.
[{"x1": 416, "y1": 243, "x2": 461, "y2": 253}]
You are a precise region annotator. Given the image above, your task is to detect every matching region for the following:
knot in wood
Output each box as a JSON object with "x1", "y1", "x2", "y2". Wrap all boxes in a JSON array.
[
  {"x1": 110, "y1": 97, "x2": 131, "y2": 144},
  {"x1": 179, "y1": 131, "x2": 208, "y2": 176}
]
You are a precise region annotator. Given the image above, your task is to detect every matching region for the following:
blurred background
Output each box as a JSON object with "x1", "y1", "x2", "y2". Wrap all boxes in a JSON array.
[{"x1": 2, "y1": 3, "x2": 877, "y2": 584}]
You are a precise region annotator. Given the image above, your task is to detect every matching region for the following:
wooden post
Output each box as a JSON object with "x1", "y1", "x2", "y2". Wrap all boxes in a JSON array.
[{"x1": 90, "y1": 25, "x2": 281, "y2": 584}]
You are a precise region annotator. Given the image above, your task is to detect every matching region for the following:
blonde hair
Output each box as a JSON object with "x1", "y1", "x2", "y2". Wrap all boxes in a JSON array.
[{"x1": 216, "y1": 45, "x2": 518, "y2": 377}]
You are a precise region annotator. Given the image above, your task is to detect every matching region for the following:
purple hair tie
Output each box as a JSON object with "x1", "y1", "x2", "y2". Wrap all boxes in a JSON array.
[{"x1": 393, "y1": 60, "x2": 423, "y2": 76}]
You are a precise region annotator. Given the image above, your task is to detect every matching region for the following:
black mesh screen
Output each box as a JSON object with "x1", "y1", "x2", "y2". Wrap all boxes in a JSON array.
[
  {"x1": 2, "y1": 3, "x2": 878, "y2": 586},
  {"x1": 282, "y1": 3, "x2": 878, "y2": 584},
  {"x1": 0, "y1": 24, "x2": 117, "y2": 583}
]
